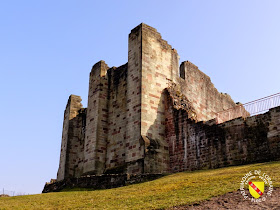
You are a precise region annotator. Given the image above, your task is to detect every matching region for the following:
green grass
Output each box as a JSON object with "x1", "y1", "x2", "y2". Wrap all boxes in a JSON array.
[{"x1": 1, "y1": 161, "x2": 279, "y2": 209}]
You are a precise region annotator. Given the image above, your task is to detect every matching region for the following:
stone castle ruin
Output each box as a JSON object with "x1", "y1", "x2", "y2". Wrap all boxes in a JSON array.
[{"x1": 55, "y1": 23, "x2": 280, "y2": 184}]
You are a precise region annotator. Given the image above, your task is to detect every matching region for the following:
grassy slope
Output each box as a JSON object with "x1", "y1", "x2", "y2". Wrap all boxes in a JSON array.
[{"x1": 1, "y1": 161, "x2": 279, "y2": 209}]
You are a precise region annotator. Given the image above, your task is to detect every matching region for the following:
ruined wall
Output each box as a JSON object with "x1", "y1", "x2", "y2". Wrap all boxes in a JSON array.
[
  {"x1": 57, "y1": 23, "x2": 278, "y2": 181},
  {"x1": 43, "y1": 174, "x2": 163, "y2": 193},
  {"x1": 57, "y1": 98, "x2": 70, "y2": 181},
  {"x1": 67, "y1": 108, "x2": 86, "y2": 177},
  {"x1": 57, "y1": 95, "x2": 83, "y2": 181},
  {"x1": 165, "y1": 92, "x2": 280, "y2": 172},
  {"x1": 138, "y1": 24, "x2": 238, "y2": 173},
  {"x1": 139, "y1": 24, "x2": 179, "y2": 173},
  {"x1": 124, "y1": 25, "x2": 145, "y2": 174},
  {"x1": 83, "y1": 61, "x2": 109, "y2": 175},
  {"x1": 105, "y1": 64, "x2": 128, "y2": 172},
  {"x1": 178, "y1": 61, "x2": 237, "y2": 122}
]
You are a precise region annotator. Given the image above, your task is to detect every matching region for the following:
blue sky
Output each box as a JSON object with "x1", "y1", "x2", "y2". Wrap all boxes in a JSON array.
[{"x1": 0, "y1": 1, "x2": 279, "y2": 194}]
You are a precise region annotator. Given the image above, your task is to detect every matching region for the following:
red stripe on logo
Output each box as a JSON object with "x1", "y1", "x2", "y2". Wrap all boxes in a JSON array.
[{"x1": 249, "y1": 181, "x2": 263, "y2": 196}]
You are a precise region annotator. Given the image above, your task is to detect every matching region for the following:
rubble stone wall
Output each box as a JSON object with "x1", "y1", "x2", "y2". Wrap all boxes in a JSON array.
[
  {"x1": 165, "y1": 92, "x2": 280, "y2": 172},
  {"x1": 43, "y1": 174, "x2": 163, "y2": 193},
  {"x1": 178, "y1": 61, "x2": 238, "y2": 122}
]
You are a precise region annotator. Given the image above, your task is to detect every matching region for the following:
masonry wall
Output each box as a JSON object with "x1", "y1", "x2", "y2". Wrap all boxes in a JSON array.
[
  {"x1": 165, "y1": 92, "x2": 280, "y2": 172},
  {"x1": 124, "y1": 25, "x2": 144, "y2": 174},
  {"x1": 57, "y1": 95, "x2": 83, "y2": 181},
  {"x1": 139, "y1": 23, "x2": 238, "y2": 173},
  {"x1": 67, "y1": 108, "x2": 86, "y2": 177},
  {"x1": 138, "y1": 24, "x2": 178, "y2": 173},
  {"x1": 57, "y1": 23, "x2": 278, "y2": 181},
  {"x1": 57, "y1": 98, "x2": 70, "y2": 181},
  {"x1": 105, "y1": 64, "x2": 128, "y2": 172},
  {"x1": 83, "y1": 61, "x2": 109, "y2": 175},
  {"x1": 178, "y1": 61, "x2": 238, "y2": 122}
]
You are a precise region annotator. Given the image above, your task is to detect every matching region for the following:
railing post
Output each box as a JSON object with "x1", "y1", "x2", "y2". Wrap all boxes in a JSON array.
[{"x1": 215, "y1": 92, "x2": 280, "y2": 124}]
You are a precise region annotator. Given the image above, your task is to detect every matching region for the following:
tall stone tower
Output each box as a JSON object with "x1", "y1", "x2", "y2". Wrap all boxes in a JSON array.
[{"x1": 56, "y1": 23, "x2": 241, "y2": 181}]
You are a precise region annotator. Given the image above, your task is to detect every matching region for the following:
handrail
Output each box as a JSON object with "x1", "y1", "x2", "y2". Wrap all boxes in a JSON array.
[{"x1": 216, "y1": 92, "x2": 280, "y2": 124}]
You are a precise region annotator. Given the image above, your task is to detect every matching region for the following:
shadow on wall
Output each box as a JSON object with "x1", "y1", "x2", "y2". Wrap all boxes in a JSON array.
[
  {"x1": 142, "y1": 89, "x2": 228, "y2": 173},
  {"x1": 61, "y1": 90, "x2": 280, "y2": 178},
  {"x1": 143, "y1": 87, "x2": 279, "y2": 174},
  {"x1": 164, "y1": 88, "x2": 278, "y2": 173},
  {"x1": 143, "y1": 90, "x2": 170, "y2": 174}
]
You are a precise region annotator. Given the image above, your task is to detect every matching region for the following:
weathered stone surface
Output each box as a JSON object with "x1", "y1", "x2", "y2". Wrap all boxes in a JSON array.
[
  {"x1": 42, "y1": 174, "x2": 163, "y2": 193},
  {"x1": 57, "y1": 95, "x2": 85, "y2": 181},
  {"x1": 165, "y1": 92, "x2": 280, "y2": 172},
  {"x1": 54, "y1": 23, "x2": 280, "y2": 188},
  {"x1": 83, "y1": 61, "x2": 109, "y2": 175}
]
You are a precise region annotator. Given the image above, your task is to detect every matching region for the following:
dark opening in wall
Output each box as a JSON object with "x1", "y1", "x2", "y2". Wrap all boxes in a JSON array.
[{"x1": 179, "y1": 63, "x2": 185, "y2": 79}]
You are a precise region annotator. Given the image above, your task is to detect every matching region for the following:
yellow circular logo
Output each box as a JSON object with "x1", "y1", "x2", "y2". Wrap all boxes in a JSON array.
[{"x1": 240, "y1": 170, "x2": 273, "y2": 202}]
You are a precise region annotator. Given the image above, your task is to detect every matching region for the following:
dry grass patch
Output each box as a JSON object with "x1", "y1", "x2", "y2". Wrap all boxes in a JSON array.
[{"x1": 0, "y1": 161, "x2": 279, "y2": 209}]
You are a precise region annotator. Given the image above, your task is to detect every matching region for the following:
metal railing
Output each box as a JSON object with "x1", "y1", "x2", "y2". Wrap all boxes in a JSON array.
[{"x1": 216, "y1": 92, "x2": 280, "y2": 124}]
